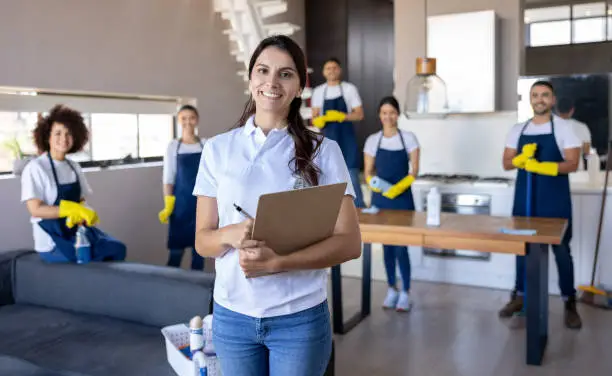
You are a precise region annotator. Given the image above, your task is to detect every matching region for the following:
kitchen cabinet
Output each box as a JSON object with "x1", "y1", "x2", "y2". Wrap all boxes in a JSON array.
[{"x1": 427, "y1": 10, "x2": 498, "y2": 113}]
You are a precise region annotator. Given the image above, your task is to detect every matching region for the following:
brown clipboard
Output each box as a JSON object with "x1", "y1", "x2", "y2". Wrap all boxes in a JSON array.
[{"x1": 251, "y1": 182, "x2": 348, "y2": 256}]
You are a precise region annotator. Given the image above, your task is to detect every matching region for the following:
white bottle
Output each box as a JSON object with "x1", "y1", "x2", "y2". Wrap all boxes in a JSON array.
[
  {"x1": 426, "y1": 187, "x2": 441, "y2": 226},
  {"x1": 587, "y1": 148, "x2": 601, "y2": 185}
]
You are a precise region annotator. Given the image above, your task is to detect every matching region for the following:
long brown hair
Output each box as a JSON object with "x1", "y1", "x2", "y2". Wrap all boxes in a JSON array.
[{"x1": 234, "y1": 35, "x2": 323, "y2": 186}]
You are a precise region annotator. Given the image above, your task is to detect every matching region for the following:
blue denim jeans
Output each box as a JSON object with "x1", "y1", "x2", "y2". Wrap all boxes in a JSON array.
[
  {"x1": 348, "y1": 168, "x2": 365, "y2": 208},
  {"x1": 167, "y1": 248, "x2": 204, "y2": 270},
  {"x1": 383, "y1": 245, "x2": 412, "y2": 291},
  {"x1": 515, "y1": 243, "x2": 576, "y2": 297},
  {"x1": 212, "y1": 301, "x2": 332, "y2": 376}
]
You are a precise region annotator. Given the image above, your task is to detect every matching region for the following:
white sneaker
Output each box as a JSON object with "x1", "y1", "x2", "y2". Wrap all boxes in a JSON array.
[
  {"x1": 396, "y1": 291, "x2": 412, "y2": 312},
  {"x1": 383, "y1": 287, "x2": 399, "y2": 309}
]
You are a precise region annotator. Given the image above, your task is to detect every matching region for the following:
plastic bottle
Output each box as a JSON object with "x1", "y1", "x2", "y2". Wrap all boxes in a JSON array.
[
  {"x1": 370, "y1": 176, "x2": 393, "y2": 193},
  {"x1": 202, "y1": 314, "x2": 215, "y2": 354},
  {"x1": 75, "y1": 226, "x2": 91, "y2": 264},
  {"x1": 587, "y1": 148, "x2": 601, "y2": 185},
  {"x1": 426, "y1": 187, "x2": 441, "y2": 227},
  {"x1": 189, "y1": 316, "x2": 207, "y2": 375}
]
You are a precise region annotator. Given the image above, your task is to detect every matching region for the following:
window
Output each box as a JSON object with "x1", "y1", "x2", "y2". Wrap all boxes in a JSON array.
[
  {"x1": 525, "y1": 2, "x2": 612, "y2": 46},
  {"x1": 530, "y1": 20, "x2": 571, "y2": 46},
  {"x1": 0, "y1": 90, "x2": 186, "y2": 174}
]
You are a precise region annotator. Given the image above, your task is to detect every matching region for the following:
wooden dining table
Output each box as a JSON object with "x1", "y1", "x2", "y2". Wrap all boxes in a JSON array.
[{"x1": 330, "y1": 210, "x2": 568, "y2": 366}]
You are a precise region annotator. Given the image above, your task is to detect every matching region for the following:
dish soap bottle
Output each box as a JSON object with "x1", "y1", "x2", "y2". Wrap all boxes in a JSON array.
[
  {"x1": 75, "y1": 225, "x2": 91, "y2": 264},
  {"x1": 426, "y1": 187, "x2": 441, "y2": 227},
  {"x1": 587, "y1": 148, "x2": 601, "y2": 185}
]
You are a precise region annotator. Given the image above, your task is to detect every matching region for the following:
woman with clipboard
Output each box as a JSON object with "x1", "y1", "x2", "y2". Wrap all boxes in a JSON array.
[{"x1": 192, "y1": 35, "x2": 361, "y2": 376}]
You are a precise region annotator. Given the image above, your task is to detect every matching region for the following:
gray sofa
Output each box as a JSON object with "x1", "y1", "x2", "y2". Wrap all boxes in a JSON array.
[{"x1": 0, "y1": 250, "x2": 215, "y2": 376}]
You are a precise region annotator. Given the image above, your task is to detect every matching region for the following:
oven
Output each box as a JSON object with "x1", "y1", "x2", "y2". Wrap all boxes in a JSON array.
[{"x1": 422, "y1": 193, "x2": 492, "y2": 261}]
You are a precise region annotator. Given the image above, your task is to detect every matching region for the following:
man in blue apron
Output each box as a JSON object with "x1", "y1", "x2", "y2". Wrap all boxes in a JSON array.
[
  {"x1": 159, "y1": 105, "x2": 205, "y2": 270},
  {"x1": 499, "y1": 80, "x2": 582, "y2": 329},
  {"x1": 38, "y1": 154, "x2": 126, "y2": 263},
  {"x1": 311, "y1": 58, "x2": 365, "y2": 208}
]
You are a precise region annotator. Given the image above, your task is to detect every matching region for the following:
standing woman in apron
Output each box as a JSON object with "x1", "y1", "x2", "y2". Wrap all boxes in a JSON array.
[
  {"x1": 21, "y1": 105, "x2": 127, "y2": 263},
  {"x1": 158, "y1": 105, "x2": 206, "y2": 270},
  {"x1": 311, "y1": 58, "x2": 365, "y2": 208},
  {"x1": 364, "y1": 96, "x2": 420, "y2": 312}
]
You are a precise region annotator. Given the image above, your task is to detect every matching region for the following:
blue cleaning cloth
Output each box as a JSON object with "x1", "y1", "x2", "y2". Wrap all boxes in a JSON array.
[{"x1": 499, "y1": 228, "x2": 537, "y2": 235}]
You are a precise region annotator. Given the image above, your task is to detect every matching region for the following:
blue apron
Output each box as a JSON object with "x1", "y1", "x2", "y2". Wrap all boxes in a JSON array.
[
  {"x1": 38, "y1": 154, "x2": 126, "y2": 263},
  {"x1": 371, "y1": 131, "x2": 415, "y2": 210},
  {"x1": 167, "y1": 140, "x2": 203, "y2": 249},
  {"x1": 512, "y1": 118, "x2": 572, "y2": 244},
  {"x1": 321, "y1": 84, "x2": 359, "y2": 169}
]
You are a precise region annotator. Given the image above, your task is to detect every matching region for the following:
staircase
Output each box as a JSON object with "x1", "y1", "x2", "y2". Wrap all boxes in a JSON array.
[{"x1": 213, "y1": 0, "x2": 314, "y2": 120}]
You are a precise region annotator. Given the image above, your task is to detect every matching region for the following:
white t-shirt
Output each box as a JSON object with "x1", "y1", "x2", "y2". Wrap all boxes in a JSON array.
[
  {"x1": 505, "y1": 115, "x2": 581, "y2": 159},
  {"x1": 162, "y1": 139, "x2": 206, "y2": 185},
  {"x1": 193, "y1": 115, "x2": 355, "y2": 318},
  {"x1": 20, "y1": 154, "x2": 93, "y2": 252},
  {"x1": 311, "y1": 82, "x2": 362, "y2": 111},
  {"x1": 567, "y1": 118, "x2": 591, "y2": 144},
  {"x1": 363, "y1": 130, "x2": 420, "y2": 157}
]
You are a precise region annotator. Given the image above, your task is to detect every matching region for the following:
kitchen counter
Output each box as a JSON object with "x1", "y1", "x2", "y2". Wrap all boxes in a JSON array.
[{"x1": 346, "y1": 174, "x2": 612, "y2": 296}]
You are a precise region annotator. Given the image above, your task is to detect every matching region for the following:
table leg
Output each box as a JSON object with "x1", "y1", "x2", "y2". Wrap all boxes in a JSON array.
[
  {"x1": 331, "y1": 243, "x2": 372, "y2": 334},
  {"x1": 525, "y1": 242, "x2": 549, "y2": 366}
]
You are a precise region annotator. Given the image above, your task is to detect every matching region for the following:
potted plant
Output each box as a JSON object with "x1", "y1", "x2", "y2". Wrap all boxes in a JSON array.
[{"x1": 1, "y1": 137, "x2": 34, "y2": 176}]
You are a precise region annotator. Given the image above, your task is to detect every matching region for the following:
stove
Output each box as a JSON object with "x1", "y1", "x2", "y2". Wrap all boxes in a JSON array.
[{"x1": 417, "y1": 174, "x2": 513, "y2": 185}]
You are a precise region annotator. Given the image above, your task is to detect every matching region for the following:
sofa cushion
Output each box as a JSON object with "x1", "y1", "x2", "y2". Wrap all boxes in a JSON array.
[
  {"x1": 13, "y1": 252, "x2": 215, "y2": 327},
  {"x1": 0, "y1": 354, "x2": 88, "y2": 376},
  {"x1": 0, "y1": 304, "x2": 173, "y2": 376}
]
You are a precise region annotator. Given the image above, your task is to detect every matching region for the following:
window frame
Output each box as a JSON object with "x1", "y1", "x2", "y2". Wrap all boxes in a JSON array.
[
  {"x1": 0, "y1": 92, "x2": 183, "y2": 176},
  {"x1": 525, "y1": 1, "x2": 611, "y2": 47}
]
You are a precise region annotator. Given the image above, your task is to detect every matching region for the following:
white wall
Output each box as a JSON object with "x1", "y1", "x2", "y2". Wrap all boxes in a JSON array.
[{"x1": 0, "y1": 0, "x2": 306, "y2": 267}]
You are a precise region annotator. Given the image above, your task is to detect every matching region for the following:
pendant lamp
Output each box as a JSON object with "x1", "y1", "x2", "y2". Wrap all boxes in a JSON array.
[{"x1": 403, "y1": 0, "x2": 449, "y2": 119}]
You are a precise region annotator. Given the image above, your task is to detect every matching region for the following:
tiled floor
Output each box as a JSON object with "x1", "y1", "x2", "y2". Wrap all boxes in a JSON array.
[{"x1": 331, "y1": 277, "x2": 612, "y2": 376}]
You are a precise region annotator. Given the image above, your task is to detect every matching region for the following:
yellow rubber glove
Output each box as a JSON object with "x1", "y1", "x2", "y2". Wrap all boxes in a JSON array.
[
  {"x1": 366, "y1": 176, "x2": 381, "y2": 193},
  {"x1": 158, "y1": 195, "x2": 176, "y2": 224},
  {"x1": 312, "y1": 116, "x2": 327, "y2": 129},
  {"x1": 383, "y1": 175, "x2": 416, "y2": 199},
  {"x1": 512, "y1": 143, "x2": 538, "y2": 169},
  {"x1": 59, "y1": 200, "x2": 99, "y2": 228},
  {"x1": 524, "y1": 159, "x2": 559, "y2": 176},
  {"x1": 325, "y1": 110, "x2": 347, "y2": 123}
]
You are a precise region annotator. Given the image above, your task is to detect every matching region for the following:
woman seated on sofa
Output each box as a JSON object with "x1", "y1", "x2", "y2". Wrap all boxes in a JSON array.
[{"x1": 20, "y1": 105, "x2": 126, "y2": 263}]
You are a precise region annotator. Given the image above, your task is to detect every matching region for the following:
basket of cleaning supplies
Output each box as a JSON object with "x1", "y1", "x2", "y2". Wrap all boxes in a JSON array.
[{"x1": 161, "y1": 314, "x2": 221, "y2": 376}]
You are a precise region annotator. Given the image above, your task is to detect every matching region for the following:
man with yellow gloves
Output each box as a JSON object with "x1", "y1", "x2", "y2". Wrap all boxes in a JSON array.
[
  {"x1": 500, "y1": 80, "x2": 583, "y2": 329},
  {"x1": 158, "y1": 105, "x2": 205, "y2": 270},
  {"x1": 311, "y1": 58, "x2": 365, "y2": 208},
  {"x1": 363, "y1": 96, "x2": 420, "y2": 312}
]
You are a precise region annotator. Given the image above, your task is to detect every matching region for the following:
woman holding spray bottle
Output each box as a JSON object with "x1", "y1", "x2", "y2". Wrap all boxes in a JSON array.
[
  {"x1": 364, "y1": 96, "x2": 420, "y2": 312},
  {"x1": 21, "y1": 105, "x2": 126, "y2": 263},
  {"x1": 158, "y1": 105, "x2": 206, "y2": 270}
]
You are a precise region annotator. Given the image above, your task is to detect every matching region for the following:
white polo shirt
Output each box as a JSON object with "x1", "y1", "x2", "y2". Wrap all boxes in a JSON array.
[
  {"x1": 505, "y1": 115, "x2": 581, "y2": 160},
  {"x1": 20, "y1": 154, "x2": 93, "y2": 252},
  {"x1": 193, "y1": 115, "x2": 355, "y2": 318}
]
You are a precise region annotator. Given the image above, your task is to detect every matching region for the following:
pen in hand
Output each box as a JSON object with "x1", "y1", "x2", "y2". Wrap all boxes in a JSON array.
[{"x1": 233, "y1": 203, "x2": 254, "y2": 220}]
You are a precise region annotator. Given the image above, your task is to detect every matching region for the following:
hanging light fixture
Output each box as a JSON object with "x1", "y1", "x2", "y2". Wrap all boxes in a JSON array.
[{"x1": 404, "y1": 0, "x2": 449, "y2": 119}]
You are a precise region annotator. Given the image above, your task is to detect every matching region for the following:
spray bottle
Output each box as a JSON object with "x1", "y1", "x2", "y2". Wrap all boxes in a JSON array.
[
  {"x1": 75, "y1": 225, "x2": 91, "y2": 264},
  {"x1": 189, "y1": 316, "x2": 207, "y2": 376}
]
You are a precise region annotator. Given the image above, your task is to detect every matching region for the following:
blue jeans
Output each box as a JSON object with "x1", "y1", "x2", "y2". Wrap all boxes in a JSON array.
[
  {"x1": 383, "y1": 245, "x2": 411, "y2": 291},
  {"x1": 212, "y1": 301, "x2": 332, "y2": 376},
  {"x1": 348, "y1": 168, "x2": 365, "y2": 208},
  {"x1": 515, "y1": 243, "x2": 576, "y2": 297},
  {"x1": 167, "y1": 248, "x2": 204, "y2": 270}
]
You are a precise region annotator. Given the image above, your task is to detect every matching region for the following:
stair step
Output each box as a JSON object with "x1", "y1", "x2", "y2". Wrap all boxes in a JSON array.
[
  {"x1": 263, "y1": 22, "x2": 301, "y2": 36},
  {"x1": 254, "y1": 0, "x2": 288, "y2": 18}
]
